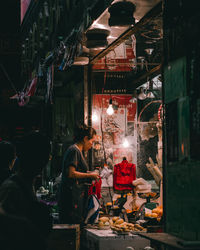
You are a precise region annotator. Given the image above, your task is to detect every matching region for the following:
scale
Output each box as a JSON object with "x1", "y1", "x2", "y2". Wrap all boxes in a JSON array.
[
  {"x1": 136, "y1": 192, "x2": 160, "y2": 220},
  {"x1": 108, "y1": 190, "x2": 132, "y2": 221}
]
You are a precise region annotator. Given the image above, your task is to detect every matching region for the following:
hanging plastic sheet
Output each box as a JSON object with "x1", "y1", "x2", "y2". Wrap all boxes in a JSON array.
[{"x1": 84, "y1": 194, "x2": 100, "y2": 224}]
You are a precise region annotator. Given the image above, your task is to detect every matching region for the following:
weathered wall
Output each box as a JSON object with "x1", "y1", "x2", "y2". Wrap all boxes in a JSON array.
[{"x1": 163, "y1": 0, "x2": 200, "y2": 240}]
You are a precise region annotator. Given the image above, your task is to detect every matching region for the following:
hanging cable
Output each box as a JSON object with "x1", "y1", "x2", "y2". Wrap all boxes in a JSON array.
[
  {"x1": 138, "y1": 100, "x2": 162, "y2": 123},
  {"x1": 101, "y1": 65, "x2": 107, "y2": 165},
  {"x1": 123, "y1": 102, "x2": 129, "y2": 148}
]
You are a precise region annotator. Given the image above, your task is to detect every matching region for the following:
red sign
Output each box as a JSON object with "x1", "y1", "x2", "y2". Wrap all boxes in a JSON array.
[{"x1": 92, "y1": 94, "x2": 136, "y2": 122}]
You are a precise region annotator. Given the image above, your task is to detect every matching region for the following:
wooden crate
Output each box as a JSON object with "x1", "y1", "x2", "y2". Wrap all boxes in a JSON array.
[{"x1": 47, "y1": 224, "x2": 80, "y2": 250}]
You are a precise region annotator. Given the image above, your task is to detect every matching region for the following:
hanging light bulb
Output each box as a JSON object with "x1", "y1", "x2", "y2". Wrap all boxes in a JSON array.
[
  {"x1": 129, "y1": 97, "x2": 137, "y2": 103},
  {"x1": 146, "y1": 79, "x2": 155, "y2": 98},
  {"x1": 92, "y1": 111, "x2": 98, "y2": 123},
  {"x1": 123, "y1": 105, "x2": 129, "y2": 148},
  {"x1": 129, "y1": 90, "x2": 137, "y2": 103},
  {"x1": 145, "y1": 48, "x2": 154, "y2": 55},
  {"x1": 106, "y1": 98, "x2": 114, "y2": 115},
  {"x1": 123, "y1": 137, "x2": 129, "y2": 148}
]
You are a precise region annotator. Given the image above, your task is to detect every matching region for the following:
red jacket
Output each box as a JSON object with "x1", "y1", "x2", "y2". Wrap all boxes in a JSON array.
[{"x1": 113, "y1": 160, "x2": 136, "y2": 191}]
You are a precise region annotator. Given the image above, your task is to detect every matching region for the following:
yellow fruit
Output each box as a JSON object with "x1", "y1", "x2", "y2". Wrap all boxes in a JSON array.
[
  {"x1": 98, "y1": 221, "x2": 104, "y2": 227},
  {"x1": 112, "y1": 216, "x2": 119, "y2": 222},
  {"x1": 115, "y1": 218, "x2": 124, "y2": 224},
  {"x1": 106, "y1": 202, "x2": 112, "y2": 206},
  {"x1": 151, "y1": 213, "x2": 158, "y2": 218},
  {"x1": 99, "y1": 217, "x2": 109, "y2": 222}
]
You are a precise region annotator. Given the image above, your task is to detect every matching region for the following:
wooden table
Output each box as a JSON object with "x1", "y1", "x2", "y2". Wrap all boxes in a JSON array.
[{"x1": 137, "y1": 232, "x2": 200, "y2": 250}]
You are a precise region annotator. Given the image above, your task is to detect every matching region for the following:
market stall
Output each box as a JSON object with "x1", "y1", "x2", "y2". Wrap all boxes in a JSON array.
[
  {"x1": 33, "y1": 1, "x2": 164, "y2": 249},
  {"x1": 79, "y1": 1, "x2": 164, "y2": 249}
]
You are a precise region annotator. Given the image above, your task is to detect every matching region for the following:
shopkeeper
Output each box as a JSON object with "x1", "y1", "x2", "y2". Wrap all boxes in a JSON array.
[{"x1": 58, "y1": 124, "x2": 99, "y2": 225}]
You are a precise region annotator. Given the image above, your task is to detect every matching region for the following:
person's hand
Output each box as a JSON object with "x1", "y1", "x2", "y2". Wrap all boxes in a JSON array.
[{"x1": 89, "y1": 172, "x2": 99, "y2": 180}]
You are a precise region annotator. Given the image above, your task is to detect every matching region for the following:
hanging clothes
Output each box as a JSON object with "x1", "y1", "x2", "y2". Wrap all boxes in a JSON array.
[
  {"x1": 85, "y1": 178, "x2": 102, "y2": 224},
  {"x1": 113, "y1": 159, "x2": 136, "y2": 191},
  {"x1": 88, "y1": 178, "x2": 102, "y2": 199}
]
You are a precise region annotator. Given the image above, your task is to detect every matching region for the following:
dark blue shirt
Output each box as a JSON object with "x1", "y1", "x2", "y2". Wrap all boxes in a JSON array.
[
  {"x1": 58, "y1": 144, "x2": 90, "y2": 224},
  {"x1": 61, "y1": 144, "x2": 89, "y2": 187}
]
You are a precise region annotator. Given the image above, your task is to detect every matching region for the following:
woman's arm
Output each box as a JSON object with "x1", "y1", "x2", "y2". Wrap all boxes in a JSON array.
[{"x1": 68, "y1": 166, "x2": 99, "y2": 179}]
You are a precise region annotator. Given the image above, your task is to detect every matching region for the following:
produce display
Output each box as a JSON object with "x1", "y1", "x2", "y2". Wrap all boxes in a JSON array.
[
  {"x1": 98, "y1": 216, "x2": 146, "y2": 233},
  {"x1": 98, "y1": 216, "x2": 110, "y2": 229},
  {"x1": 111, "y1": 217, "x2": 146, "y2": 233},
  {"x1": 145, "y1": 205, "x2": 163, "y2": 219}
]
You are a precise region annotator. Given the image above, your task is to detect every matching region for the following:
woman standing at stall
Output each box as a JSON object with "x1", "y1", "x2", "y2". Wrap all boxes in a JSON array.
[{"x1": 58, "y1": 124, "x2": 99, "y2": 225}]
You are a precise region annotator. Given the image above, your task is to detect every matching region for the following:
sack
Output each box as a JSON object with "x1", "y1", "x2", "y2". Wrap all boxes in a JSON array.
[
  {"x1": 135, "y1": 184, "x2": 151, "y2": 192},
  {"x1": 132, "y1": 178, "x2": 148, "y2": 186}
]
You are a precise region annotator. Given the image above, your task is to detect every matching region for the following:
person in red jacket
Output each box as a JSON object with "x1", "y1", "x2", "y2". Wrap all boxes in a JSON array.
[{"x1": 113, "y1": 157, "x2": 136, "y2": 191}]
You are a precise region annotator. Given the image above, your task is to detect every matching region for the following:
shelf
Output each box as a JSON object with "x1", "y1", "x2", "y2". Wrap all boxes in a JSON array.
[{"x1": 90, "y1": 1, "x2": 162, "y2": 64}]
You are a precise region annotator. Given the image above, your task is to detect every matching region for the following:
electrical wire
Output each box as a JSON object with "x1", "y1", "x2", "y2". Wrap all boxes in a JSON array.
[
  {"x1": 138, "y1": 100, "x2": 162, "y2": 123},
  {"x1": 100, "y1": 67, "x2": 108, "y2": 165},
  {"x1": 97, "y1": 59, "x2": 114, "y2": 206},
  {"x1": 124, "y1": 103, "x2": 127, "y2": 137}
]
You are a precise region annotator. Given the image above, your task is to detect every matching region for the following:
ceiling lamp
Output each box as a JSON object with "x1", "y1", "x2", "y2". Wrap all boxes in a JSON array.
[
  {"x1": 137, "y1": 56, "x2": 146, "y2": 71},
  {"x1": 85, "y1": 28, "x2": 110, "y2": 49},
  {"x1": 123, "y1": 105, "x2": 129, "y2": 148},
  {"x1": 129, "y1": 90, "x2": 137, "y2": 103},
  {"x1": 145, "y1": 48, "x2": 154, "y2": 56},
  {"x1": 146, "y1": 79, "x2": 155, "y2": 98},
  {"x1": 129, "y1": 96, "x2": 137, "y2": 103},
  {"x1": 106, "y1": 98, "x2": 114, "y2": 115},
  {"x1": 108, "y1": 1, "x2": 136, "y2": 27},
  {"x1": 138, "y1": 87, "x2": 147, "y2": 100}
]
